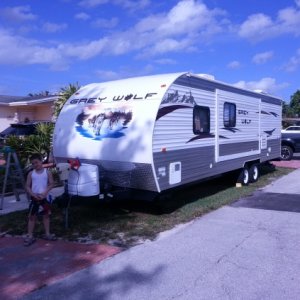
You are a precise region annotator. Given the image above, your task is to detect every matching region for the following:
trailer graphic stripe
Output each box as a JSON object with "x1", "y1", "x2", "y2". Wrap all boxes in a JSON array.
[
  {"x1": 221, "y1": 127, "x2": 241, "y2": 133},
  {"x1": 156, "y1": 105, "x2": 192, "y2": 120},
  {"x1": 264, "y1": 128, "x2": 276, "y2": 137},
  {"x1": 186, "y1": 134, "x2": 229, "y2": 144}
]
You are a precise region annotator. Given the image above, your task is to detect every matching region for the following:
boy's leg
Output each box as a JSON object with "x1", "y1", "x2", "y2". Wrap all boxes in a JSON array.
[
  {"x1": 41, "y1": 199, "x2": 56, "y2": 240},
  {"x1": 27, "y1": 199, "x2": 39, "y2": 237},
  {"x1": 28, "y1": 215, "x2": 36, "y2": 238},
  {"x1": 43, "y1": 214, "x2": 50, "y2": 236},
  {"x1": 25, "y1": 201, "x2": 37, "y2": 246}
]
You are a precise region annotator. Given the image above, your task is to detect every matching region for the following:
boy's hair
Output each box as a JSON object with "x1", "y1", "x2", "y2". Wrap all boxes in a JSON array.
[{"x1": 30, "y1": 153, "x2": 43, "y2": 162}]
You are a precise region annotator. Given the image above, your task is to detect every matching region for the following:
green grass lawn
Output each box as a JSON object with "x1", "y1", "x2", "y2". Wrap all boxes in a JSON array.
[{"x1": 0, "y1": 165, "x2": 294, "y2": 247}]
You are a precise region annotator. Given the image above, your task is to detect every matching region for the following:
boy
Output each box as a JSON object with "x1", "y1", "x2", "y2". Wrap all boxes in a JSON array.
[{"x1": 24, "y1": 153, "x2": 55, "y2": 246}]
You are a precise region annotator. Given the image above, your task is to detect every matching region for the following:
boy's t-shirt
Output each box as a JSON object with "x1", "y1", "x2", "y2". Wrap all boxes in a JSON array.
[{"x1": 31, "y1": 169, "x2": 48, "y2": 196}]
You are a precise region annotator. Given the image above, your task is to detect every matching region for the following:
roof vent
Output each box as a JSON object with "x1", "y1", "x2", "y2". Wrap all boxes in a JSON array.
[
  {"x1": 254, "y1": 89, "x2": 268, "y2": 95},
  {"x1": 197, "y1": 74, "x2": 215, "y2": 80}
]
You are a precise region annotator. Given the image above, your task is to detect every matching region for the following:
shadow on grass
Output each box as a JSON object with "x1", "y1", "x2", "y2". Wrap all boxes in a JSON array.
[
  {"x1": 109, "y1": 163, "x2": 277, "y2": 215},
  {"x1": 59, "y1": 163, "x2": 277, "y2": 218},
  {"x1": 1, "y1": 163, "x2": 282, "y2": 245},
  {"x1": 56, "y1": 170, "x2": 236, "y2": 217}
]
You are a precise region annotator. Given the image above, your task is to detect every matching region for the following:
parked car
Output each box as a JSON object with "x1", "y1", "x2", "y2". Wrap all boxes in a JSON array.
[
  {"x1": 281, "y1": 126, "x2": 300, "y2": 133},
  {"x1": 0, "y1": 121, "x2": 52, "y2": 138},
  {"x1": 281, "y1": 126, "x2": 300, "y2": 160}
]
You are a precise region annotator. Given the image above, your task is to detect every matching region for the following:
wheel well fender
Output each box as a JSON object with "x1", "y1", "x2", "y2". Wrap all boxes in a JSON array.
[{"x1": 281, "y1": 141, "x2": 295, "y2": 151}]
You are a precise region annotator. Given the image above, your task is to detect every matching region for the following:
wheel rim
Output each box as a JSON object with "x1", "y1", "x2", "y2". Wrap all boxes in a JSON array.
[
  {"x1": 281, "y1": 147, "x2": 290, "y2": 159},
  {"x1": 252, "y1": 166, "x2": 258, "y2": 180},
  {"x1": 243, "y1": 169, "x2": 249, "y2": 184}
]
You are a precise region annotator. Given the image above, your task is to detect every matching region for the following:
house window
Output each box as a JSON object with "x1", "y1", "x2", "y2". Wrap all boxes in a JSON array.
[
  {"x1": 193, "y1": 106, "x2": 210, "y2": 134},
  {"x1": 224, "y1": 102, "x2": 236, "y2": 127}
]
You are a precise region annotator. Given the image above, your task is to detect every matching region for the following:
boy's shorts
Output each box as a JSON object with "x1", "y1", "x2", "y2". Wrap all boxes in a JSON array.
[{"x1": 29, "y1": 198, "x2": 51, "y2": 216}]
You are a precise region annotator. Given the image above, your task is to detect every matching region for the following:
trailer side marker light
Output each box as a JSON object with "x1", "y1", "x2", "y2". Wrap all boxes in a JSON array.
[
  {"x1": 162, "y1": 147, "x2": 167, "y2": 152},
  {"x1": 68, "y1": 158, "x2": 81, "y2": 170}
]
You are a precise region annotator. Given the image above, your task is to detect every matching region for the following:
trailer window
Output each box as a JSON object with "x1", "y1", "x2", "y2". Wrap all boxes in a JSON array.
[
  {"x1": 193, "y1": 106, "x2": 210, "y2": 134},
  {"x1": 224, "y1": 102, "x2": 236, "y2": 127}
]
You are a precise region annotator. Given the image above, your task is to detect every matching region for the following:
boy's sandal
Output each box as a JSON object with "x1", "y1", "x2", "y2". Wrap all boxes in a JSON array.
[
  {"x1": 24, "y1": 237, "x2": 36, "y2": 247},
  {"x1": 42, "y1": 234, "x2": 57, "y2": 241}
]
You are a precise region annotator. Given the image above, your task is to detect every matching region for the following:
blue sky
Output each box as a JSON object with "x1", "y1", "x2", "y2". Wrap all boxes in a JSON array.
[{"x1": 0, "y1": 0, "x2": 300, "y2": 102}]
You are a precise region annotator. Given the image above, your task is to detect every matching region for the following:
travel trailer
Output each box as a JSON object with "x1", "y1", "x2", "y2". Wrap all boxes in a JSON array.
[{"x1": 53, "y1": 72, "x2": 282, "y2": 198}]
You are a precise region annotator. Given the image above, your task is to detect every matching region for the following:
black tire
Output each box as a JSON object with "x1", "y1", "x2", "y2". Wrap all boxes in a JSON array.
[
  {"x1": 237, "y1": 167, "x2": 250, "y2": 186},
  {"x1": 249, "y1": 164, "x2": 260, "y2": 183},
  {"x1": 281, "y1": 145, "x2": 293, "y2": 161}
]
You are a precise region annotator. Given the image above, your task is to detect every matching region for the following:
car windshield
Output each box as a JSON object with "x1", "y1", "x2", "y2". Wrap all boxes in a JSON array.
[
  {"x1": 0, "y1": 124, "x2": 36, "y2": 137},
  {"x1": 285, "y1": 127, "x2": 300, "y2": 131}
]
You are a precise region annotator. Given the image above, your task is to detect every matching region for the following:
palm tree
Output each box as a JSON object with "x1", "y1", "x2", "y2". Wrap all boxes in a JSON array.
[{"x1": 53, "y1": 83, "x2": 80, "y2": 120}]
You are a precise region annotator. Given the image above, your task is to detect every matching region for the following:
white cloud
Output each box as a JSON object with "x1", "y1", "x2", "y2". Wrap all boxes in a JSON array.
[
  {"x1": 79, "y1": 0, "x2": 150, "y2": 10},
  {"x1": 0, "y1": 5, "x2": 37, "y2": 22},
  {"x1": 252, "y1": 51, "x2": 274, "y2": 64},
  {"x1": 136, "y1": 0, "x2": 225, "y2": 38},
  {"x1": 296, "y1": 0, "x2": 300, "y2": 7},
  {"x1": 0, "y1": 28, "x2": 67, "y2": 70},
  {"x1": 0, "y1": 1, "x2": 229, "y2": 68},
  {"x1": 238, "y1": 3, "x2": 300, "y2": 41},
  {"x1": 95, "y1": 64, "x2": 154, "y2": 81},
  {"x1": 151, "y1": 38, "x2": 191, "y2": 55},
  {"x1": 282, "y1": 48, "x2": 300, "y2": 72},
  {"x1": 66, "y1": 0, "x2": 226, "y2": 59},
  {"x1": 233, "y1": 77, "x2": 289, "y2": 94},
  {"x1": 74, "y1": 12, "x2": 90, "y2": 21},
  {"x1": 79, "y1": 0, "x2": 108, "y2": 8},
  {"x1": 95, "y1": 70, "x2": 120, "y2": 81},
  {"x1": 91, "y1": 17, "x2": 119, "y2": 29},
  {"x1": 42, "y1": 22, "x2": 68, "y2": 33},
  {"x1": 116, "y1": 0, "x2": 150, "y2": 11},
  {"x1": 58, "y1": 38, "x2": 108, "y2": 60},
  {"x1": 227, "y1": 60, "x2": 241, "y2": 69},
  {"x1": 154, "y1": 58, "x2": 177, "y2": 65},
  {"x1": 134, "y1": 0, "x2": 226, "y2": 55}
]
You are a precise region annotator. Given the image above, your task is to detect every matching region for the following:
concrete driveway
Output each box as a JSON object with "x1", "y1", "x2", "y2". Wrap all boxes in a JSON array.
[{"x1": 24, "y1": 168, "x2": 300, "y2": 300}]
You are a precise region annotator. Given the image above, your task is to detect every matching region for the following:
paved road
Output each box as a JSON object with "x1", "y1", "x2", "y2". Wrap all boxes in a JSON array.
[{"x1": 25, "y1": 169, "x2": 300, "y2": 300}]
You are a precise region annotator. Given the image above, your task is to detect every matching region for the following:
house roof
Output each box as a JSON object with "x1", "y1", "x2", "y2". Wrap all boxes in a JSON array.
[{"x1": 0, "y1": 94, "x2": 58, "y2": 106}]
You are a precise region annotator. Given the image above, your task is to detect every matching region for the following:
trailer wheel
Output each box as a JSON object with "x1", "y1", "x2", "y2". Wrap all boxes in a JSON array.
[
  {"x1": 281, "y1": 145, "x2": 293, "y2": 161},
  {"x1": 237, "y1": 167, "x2": 249, "y2": 186},
  {"x1": 249, "y1": 164, "x2": 259, "y2": 183}
]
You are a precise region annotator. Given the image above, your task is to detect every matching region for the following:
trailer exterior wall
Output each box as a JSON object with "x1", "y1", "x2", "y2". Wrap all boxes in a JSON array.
[
  {"x1": 53, "y1": 72, "x2": 281, "y2": 194},
  {"x1": 152, "y1": 74, "x2": 281, "y2": 192},
  {"x1": 53, "y1": 73, "x2": 185, "y2": 192}
]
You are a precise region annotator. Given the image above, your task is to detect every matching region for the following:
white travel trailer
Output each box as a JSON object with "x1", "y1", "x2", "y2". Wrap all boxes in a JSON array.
[{"x1": 53, "y1": 72, "x2": 282, "y2": 198}]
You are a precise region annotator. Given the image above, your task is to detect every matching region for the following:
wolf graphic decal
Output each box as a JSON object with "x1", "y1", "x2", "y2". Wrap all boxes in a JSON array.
[{"x1": 75, "y1": 106, "x2": 132, "y2": 140}]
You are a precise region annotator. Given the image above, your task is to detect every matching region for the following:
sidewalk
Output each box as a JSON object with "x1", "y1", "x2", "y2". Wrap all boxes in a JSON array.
[
  {"x1": 263, "y1": 168, "x2": 300, "y2": 194},
  {"x1": 0, "y1": 184, "x2": 121, "y2": 300},
  {"x1": 272, "y1": 159, "x2": 300, "y2": 169},
  {"x1": 0, "y1": 238, "x2": 120, "y2": 300},
  {"x1": 0, "y1": 186, "x2": 64, "y2": 215}
]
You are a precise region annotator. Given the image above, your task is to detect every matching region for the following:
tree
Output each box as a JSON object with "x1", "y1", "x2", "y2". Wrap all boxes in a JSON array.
[
  {"x1": 5, "y1": 123, "x2": 55, "y2": 166},
  {"x1": 289, "y1": 90, "x2": 300, "y2": 117},
  {"x1": 24, "y1": 123, "x2": 55, "y2": 162},
  {"x1": 53, "y1": 83, "x2": 80, "y2": 119},
  {"x1": 282, "y1": 101, "x2": 295, "y2": 118}
]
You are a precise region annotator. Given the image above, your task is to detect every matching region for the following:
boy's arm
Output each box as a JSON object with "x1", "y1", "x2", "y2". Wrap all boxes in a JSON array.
[{"x1": 25, "y1": 171, "x2": 36, "y2": 198}]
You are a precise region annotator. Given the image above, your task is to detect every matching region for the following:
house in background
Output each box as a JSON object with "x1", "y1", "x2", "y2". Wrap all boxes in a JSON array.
[
  {"x1": 282, "y1": 117, "x2": 300, "y2": 128},
  {"x1": 0, "y1": 95, "x2": 58, "y2": 132}
]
